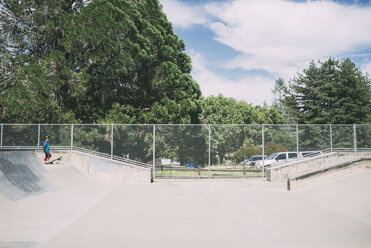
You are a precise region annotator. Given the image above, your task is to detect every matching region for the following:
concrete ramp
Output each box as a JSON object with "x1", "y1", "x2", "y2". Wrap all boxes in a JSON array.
[
  {"x1": 64, "y1": 151, "x2": 152, "y2": 184},
  {"x1": 0, "y1": 151, "x2": 151, "y2": 202},
  {"x1": 267, "y1": 152, "x2": 371, "y2": 182},
  {"x1": 287, "y1": 158, "x2": 371, "y2": 190},
  {"x1": 0, "y1": 152, "x2": 56, "y2": 201},
  {"x1": 0, "y1": 151, "x2": 150, "y2": 248}
]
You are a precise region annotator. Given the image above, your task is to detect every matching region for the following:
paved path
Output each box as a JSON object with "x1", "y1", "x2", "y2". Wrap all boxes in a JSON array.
[{"x1": 1, "y1": 151, "x2": 371, "y2": 248}]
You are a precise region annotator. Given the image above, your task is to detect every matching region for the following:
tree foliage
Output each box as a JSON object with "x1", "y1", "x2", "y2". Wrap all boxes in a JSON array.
[
  {"x1": 202, "y1": 95, "x2": 283, "y2": 164},
  {"x1": 233, "y1": 145, "x2": 261, "y2": 163},
  {"x1": 282, "y1": 58, "x2": 371, "y2": 124},
  {"x1": 263, "y1": 142, "x2": 287, "y2": 156},
  {"x1": 0, "y1": 0, "x2": 202, "y2": 124},
  {"x1": 155, "y1": 125, "x2": 208, "y2": 166},
  {"x1": 202, "y1": 95, "x2": 283, "y2": 124}
]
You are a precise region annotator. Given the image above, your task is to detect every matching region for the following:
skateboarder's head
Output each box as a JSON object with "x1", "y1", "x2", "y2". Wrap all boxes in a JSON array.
[{"x1": 45, "y1": 136, "x2": 49, "y2": 141}]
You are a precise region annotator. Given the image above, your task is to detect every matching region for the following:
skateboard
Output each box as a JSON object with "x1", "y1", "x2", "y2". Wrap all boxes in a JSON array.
[{"x1": 46, "y1": 156, "x2": 63, "y2": 164}]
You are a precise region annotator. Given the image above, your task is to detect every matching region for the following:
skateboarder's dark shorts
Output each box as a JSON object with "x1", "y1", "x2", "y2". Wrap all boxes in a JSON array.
[{"x1": 44, "y1": 152, "x2": 52, "y2": 161}]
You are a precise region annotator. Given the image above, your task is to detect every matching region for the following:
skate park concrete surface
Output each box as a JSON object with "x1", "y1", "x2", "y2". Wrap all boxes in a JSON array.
[{"x1": 1, "y1": 151, "x2": 371, "y2": 248}]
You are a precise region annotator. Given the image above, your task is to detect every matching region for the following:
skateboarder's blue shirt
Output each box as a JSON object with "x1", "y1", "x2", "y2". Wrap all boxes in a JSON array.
[{"x1": 44, "y1": 141, "x2": 50, "y2": 153}]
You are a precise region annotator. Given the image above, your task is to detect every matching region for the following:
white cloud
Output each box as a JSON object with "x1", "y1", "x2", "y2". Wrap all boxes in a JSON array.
[
  {"x1": 160, "y1": 0, "x2": 208, "y2": 29},
  {"x1": 205, "y1": 0, "x2": 371, "y2": 75},
  {"x1": 361, "y1": 62, "x2": 371, "y2": 76},
  {"x1": 190, "y1": 51, "x2": 275, "y2": 106},
  {"x1": 160, "y1": 0, "x2": 371, "y2": 105}
]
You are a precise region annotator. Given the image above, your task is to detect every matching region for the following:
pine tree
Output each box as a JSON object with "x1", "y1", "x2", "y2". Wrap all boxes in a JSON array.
[
  {"x1": 283, "y1": 58, "x2": 371, "y2": 124},
  {"x1": 271, "y1": 77, "x2": 293, "y2": 122}
]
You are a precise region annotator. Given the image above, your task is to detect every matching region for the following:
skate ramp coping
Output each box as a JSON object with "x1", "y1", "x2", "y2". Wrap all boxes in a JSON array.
[{"x1": 287, "y1": 157, "x2": 371, "y2": 191}]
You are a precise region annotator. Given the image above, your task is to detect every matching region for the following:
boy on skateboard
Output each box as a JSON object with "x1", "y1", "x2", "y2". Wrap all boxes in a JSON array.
[{"x1": 43, "y1": 136, "x2": 52, "y2": 164}]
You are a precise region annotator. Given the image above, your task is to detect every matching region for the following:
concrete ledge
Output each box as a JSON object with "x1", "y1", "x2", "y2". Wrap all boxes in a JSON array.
[
  {"x1": 287, "y1": 158, "x2": 371, "y2": 191},
  {"x1": 267, "y1": 152, "x2": 371, "y2": 182}
]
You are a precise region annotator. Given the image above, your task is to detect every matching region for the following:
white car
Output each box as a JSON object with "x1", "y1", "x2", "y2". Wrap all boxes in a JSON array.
[
  {"x1": 244, "y1": 155, "x2": 267, "y2": 166},
  {"x1": 256, "y1": 152, "x2": 300, "y2": 168},
  {"x1": 256, "y1": 151, "x2": 322, "y2": 168}
]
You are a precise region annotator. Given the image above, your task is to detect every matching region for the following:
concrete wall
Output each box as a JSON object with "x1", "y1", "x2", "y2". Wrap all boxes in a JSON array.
[
  {"x1": 266, "y1": 152, "x2": 371, "y2": 182},
  {"x1": 287, "y1": 159, "x2": 371, "y2": 191},
  {"x1": 36, "y1": 151, "x2": 152, "y2": 184}
]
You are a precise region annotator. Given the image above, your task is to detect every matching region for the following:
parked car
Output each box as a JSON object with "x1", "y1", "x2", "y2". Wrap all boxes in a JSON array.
[
  {"x1": 244, "y1": 155, "x2": 266, "y2": 166},
  {"x1": 256, "y1": 151, "x2": 323, "y2": 168},
  {"x1": 255, "y1": 152, "x2": 300, "y2": 168}
]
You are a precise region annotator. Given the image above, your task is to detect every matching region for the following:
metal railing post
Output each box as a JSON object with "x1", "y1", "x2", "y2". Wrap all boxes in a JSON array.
[
  {"x1": 354, "y1": 123, "x2": 357, "y2": 152},
  {"x1": 111, "y1": 124, "x2": 114, "y2": 160},
  {"x1": 262, "y1": 124, "x2": 265, "y2": 177},
  {"x1": 208, "y1": 124, "x2": 211, "y2": 179},
  {"x1": 37, "y1": 124, "x2": 41, "y2": 151},
  {"x1": 330, "y1": 124, "x2": 333, "y2": 152},
  {"x1": 71, "y1": 124, "x2": 74, "y2": 150},
  {"x1": 153, "y1": 124, "x2": 156, "y2": 179}
]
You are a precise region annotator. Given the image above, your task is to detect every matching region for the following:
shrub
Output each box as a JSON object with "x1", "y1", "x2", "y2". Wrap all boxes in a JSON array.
[
  {"x1": 264, "y1": 142, "x2": 287, "y2": 156},
  {"x1": 233, "y1": 146, "x2": 261, "y2": 163}
]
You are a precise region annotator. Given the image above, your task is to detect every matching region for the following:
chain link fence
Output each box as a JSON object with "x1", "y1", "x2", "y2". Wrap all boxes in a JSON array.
[{"x1": 1, "y1": 123, "x2": 370, "y2": 178}]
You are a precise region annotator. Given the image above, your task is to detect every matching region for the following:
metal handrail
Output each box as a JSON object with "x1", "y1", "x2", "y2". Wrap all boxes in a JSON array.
[
  {"x1": 112, "y1": 155, "x2": 151, "y2": 168},
  {"x1": 72, "y1": 146, "x2": 151, "y2": 169},
  {"x1": 72, "y1": 146, "x2": 111, "y2": 159}
]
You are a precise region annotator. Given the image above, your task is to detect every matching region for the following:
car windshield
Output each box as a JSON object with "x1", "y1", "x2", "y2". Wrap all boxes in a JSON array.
[
  {"x1": 267, "y1": 153, "x2": 277, "y2": 160},
  {"x1": 250, "y1": 156, "x2": 262, "y2": 161}
]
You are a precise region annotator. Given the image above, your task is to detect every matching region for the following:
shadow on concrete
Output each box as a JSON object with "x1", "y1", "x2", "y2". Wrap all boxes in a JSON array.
[{"x1": 0, "y1": 152, "x2": 56, "y2": 201}]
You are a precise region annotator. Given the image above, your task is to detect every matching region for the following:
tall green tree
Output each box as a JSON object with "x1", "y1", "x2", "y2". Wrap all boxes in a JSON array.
[
  {"x1": 272, "y1": 77, "x2": 286, "y2": 107},
  {"x1": 0, "y1": 0, "x2": 202, "y2": 124},
  {"x1": 283, "y1": 58, "x2": 371, "y2": 124},
  {"x1": 0, "y1": 0, "x2": 86, "y2": 122},
  {"x1": 271, "y1": 77, "x2": 294, "y2": 123}
]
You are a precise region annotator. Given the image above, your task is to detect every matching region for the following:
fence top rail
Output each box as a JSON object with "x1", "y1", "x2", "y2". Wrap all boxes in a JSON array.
[
  {"x1": 1, "y1": 123, "x2": 71, "y2": 126},
  {"x1": 1, "y1": 123, "x2": 370, "y2": 126},
  {"x1": 1, "y1": 124, "x2": 40, "y2": 126}
]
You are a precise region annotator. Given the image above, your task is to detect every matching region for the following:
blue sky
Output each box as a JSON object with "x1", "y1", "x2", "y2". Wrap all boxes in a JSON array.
[{"x1": 159, "y1": 0, "x2": 371, "y2": 105}]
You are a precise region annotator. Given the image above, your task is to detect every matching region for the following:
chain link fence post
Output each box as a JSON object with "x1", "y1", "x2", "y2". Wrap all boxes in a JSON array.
[
  {"x1": 153, "y1": 124, "x2": 156, "y2": 179},
  {"x1": 261, "y1": 124, "x2": 265, "y2": 177},
  {"x1": 354, "y1": 123, "x2": 357, "y2": 152},
  {"x1": 296, "y1": 124, "x2": 299, "y2": 159},
  {"x1": 208, "y1": 124, "x2": 211, "y2": 179},
  {"x1": 0, "y1": 124, "x2": 3, "y2": 149},
  {"x1": 330, "y1": 124, "x2": 333, "y2": 152},
  {"x1": 37, "y1": 124, "x2": 41, "y2": 151},
  {"x1": 111, "y1": 124, "x2": 114, "y2": 160},
  {"x1": 71, "y1": 124, "x2": 74, "y2": 150}
]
